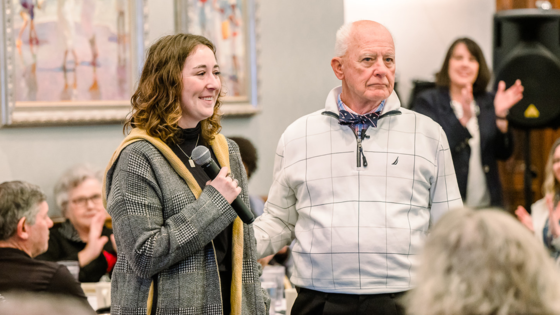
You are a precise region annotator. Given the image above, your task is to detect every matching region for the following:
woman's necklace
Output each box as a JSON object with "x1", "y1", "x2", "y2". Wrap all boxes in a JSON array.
[{"x1": 176, "y1": 134, "x2": 199, "y2": 168}]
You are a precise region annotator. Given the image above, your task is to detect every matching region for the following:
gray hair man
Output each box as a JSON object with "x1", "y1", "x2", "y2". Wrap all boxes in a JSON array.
[
  {"x1": 0, "y1": 181, "x2": 91, "y2": 310},
  {"x1": 253, "y1": 20, "x2": 462, "y2": 315}
]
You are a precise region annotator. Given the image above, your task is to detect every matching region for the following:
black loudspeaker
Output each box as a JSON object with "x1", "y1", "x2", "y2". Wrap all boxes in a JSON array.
[{"x1": 493, "y1": 9, "x2": 560, "y2": 129}]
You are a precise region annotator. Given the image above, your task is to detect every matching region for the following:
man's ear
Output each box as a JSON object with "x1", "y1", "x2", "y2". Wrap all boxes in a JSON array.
[
  {"x1": 16, "y1": 217, "x2": 30, "y2": 240},
  {"x1": 331, "y1": 57, "x2": 345, "y2": 80}
]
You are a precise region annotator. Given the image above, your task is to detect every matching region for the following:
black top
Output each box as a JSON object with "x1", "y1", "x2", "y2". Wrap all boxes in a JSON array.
[
  {"x1": 36, "y1": 221, "x2": 116, "y2": 282},
  {"x1": 412, "y1": 87, "x2": 514, "y2": 207},
  {"x1": 0, "y1": 247, "x2": 92, "y2": 311},
  {"x1": 170, "y1": 124, "x2": 234, "y2": 314}
]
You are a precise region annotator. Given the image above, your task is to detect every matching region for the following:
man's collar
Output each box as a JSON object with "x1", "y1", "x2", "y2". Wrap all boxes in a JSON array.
[
  {"x1": 0, "y1": 246, "x2": 32, "y2": 258},
  {"x1": 324, "y1": 86, "x2": 402, "y2": 114},
  {"x1": 337, "y1": 94, "x2": 385, "y2": 115}
]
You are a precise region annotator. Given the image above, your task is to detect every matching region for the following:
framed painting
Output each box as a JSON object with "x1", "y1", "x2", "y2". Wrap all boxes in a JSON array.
[
  {"x1": 0, "y1": 0, "x2": 148, "y2": 126},
  {"x1": 175, "y1": 0, "x2": 259, "y2": 116}
]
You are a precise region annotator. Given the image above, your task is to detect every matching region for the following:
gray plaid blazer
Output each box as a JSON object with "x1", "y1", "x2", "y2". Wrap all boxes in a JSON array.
[{"x1": 105, "y1": 138, "x2": 268, "y2": 315}]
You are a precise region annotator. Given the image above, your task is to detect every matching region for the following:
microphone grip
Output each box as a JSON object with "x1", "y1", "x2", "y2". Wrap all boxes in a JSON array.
[
  {"x1": 201, "y1": 163, "x2": 255, "y2": 224},
  {"x1": 231, "y1": 198, "x2": 255, "y2": 224}
]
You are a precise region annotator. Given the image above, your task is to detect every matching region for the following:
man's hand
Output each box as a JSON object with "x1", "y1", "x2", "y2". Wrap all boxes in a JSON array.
[
  {"x1": 207, "y1": 167, "x2": 241, "y2": 204},
  {"x1": 515, "y1": 205, "x2": 534, "y2": 232},
  {"x1": 78, "y1": 211, "x2": 109, "y2": 267}
]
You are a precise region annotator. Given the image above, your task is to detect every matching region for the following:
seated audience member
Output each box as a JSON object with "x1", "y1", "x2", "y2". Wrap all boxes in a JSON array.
[
  {"x1": 0, "y1": 181, "x2": 91, "y2": 309},
  {"x1": 405, "y1": 207, "x2": 560, "y2": 315},
  {"x1": 516, "y1": 138, "x2": 560, "y2": 262},
  {"x1": 413, "y1": 37, "x2": 523, "y2": 208},
  {"x1": 229, "y1": 136, "x2": 265, "y2": 217},
  {"x1": 36, "y1": 165, "x2": 116, "y2": 282}
]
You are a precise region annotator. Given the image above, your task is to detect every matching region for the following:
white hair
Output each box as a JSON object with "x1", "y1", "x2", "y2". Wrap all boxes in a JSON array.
[
  {"x1": 54, "y1": 164, "x2": 103, "y2": 216},
  {"x1": 404, "y1": 208, "x2": 560, "y2": 315},
  {"x1": 334, "y1": 22, "x2": 355, "y2": 57}
]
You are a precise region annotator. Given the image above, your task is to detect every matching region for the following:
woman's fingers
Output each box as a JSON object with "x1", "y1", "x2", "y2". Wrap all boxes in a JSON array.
[{"x1": 208, "y1": 167, "x2": 241, "y2": 203}]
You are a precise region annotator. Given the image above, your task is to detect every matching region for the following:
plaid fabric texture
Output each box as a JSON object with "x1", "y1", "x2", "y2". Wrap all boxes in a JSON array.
[
  {"x1": 105, "y1": 139, "x2": 268, "y2": 315},
  {"x1": 254, "y1": 86, "x2": 463, "y2": 294}
]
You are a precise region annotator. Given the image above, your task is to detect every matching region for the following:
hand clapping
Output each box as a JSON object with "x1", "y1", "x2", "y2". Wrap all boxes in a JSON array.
[{"x1": 494, "y1": 79, "x2": 524, "y2": 117}]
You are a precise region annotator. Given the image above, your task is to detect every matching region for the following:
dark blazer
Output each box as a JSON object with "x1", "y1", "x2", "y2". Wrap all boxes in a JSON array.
[{"x1": 412, "y1": 87, "x2": 513, "y2": 207}]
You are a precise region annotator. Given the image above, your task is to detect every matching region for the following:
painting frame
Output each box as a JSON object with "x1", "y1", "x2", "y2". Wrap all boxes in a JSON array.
[
  {"x1": 0, "y1": 0, "x2": 149, "y2": 127},
  {"x1": 175, "y1": 0, "x2": 259, "y2": 116}
]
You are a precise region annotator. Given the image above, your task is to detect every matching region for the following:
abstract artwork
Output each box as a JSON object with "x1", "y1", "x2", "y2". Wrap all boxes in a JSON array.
[
  {"x1": 175, "y1": 0, "x2": 258, "y2": 115},
  {"x1": 0, "y1": 0, "x2": 148, "y2": 126}
]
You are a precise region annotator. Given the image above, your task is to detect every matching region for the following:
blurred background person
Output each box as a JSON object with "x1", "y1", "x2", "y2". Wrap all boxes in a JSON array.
[
  {"x1": 229, "y1": 136, "x2": 294, "y2": 277},
  {"x1": 516, "y1": 138, "x2": 560, "y2": 262},
  {"x1": 413, "y1": 37, "x2": 523, "y2": 208},
  {"x1": 229, "y1": 136, "x2": 264, "y2": 217},
  {"x1": 0, "y1": 181, "x2": 91, "y2": 309},
  {"x1": 405, "y1": 207, "x2": 560, "y2": 315},
  {"x1": 37, "y1": 165, "x2": 116, "y2": 283},
  {"x1": 104, "y1": 34, "x2": 267, "y2": 315},
  {"x1": 0, "y1": 293, "x2": 94, "y2": 315}
]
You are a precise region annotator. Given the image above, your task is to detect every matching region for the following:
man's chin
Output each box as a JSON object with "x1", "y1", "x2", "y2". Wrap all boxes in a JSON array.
[{"x1": 365, "y1": 91, "x2": 390, "y2": 103}]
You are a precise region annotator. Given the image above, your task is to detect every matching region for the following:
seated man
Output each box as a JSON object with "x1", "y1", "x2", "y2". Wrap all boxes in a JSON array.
[{"x1": 0, "y1": 181, "x2": 91, "y2": 310}]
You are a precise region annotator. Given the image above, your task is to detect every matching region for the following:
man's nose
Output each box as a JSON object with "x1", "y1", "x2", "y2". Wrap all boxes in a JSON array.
[{"x1": 372, "y1": 58, "x2": 388, "y2": 77}]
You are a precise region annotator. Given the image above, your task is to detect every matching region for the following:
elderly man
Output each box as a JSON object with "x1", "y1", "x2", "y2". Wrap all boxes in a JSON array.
[
  {"x1": 0, "y1": 181, "x2": 91, "y2": 309},
  {"x1": 253, "y1": 20, "x2": 462, "y2": 314}
]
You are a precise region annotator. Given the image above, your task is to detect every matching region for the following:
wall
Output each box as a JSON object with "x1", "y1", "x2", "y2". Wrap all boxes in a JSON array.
[
  {"x1": 344, "y1": 0, "x2": 495, "y2": 106},
  {"x1": 0, "y1": 0, "x2": 344, "y2": 216}
]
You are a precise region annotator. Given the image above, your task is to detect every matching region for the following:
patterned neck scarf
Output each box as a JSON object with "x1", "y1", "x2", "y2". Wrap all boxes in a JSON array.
[{"x1": 337, "y1": 94, "x2": 385, "y2": 137}]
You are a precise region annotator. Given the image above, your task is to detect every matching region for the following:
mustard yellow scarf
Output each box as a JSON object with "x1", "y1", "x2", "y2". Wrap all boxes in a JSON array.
[{"x1": 102, "y1": 129, "x2": 244, "y2": 315}]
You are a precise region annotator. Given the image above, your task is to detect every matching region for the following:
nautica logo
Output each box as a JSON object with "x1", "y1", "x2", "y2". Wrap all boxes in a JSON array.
[{"x1": 392, "y1": 157, "x2": 399, "y2": 165}]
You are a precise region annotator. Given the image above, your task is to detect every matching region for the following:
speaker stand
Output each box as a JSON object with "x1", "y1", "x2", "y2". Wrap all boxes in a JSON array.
[{"x1": 524, "y1": 129, "x2": 533, "y2": 213}]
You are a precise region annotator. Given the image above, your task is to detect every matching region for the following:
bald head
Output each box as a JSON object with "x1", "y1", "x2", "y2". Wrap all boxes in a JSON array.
[
  {"x1": 335, "y1": 20, "x2": 394, "y2": 58},
  {"x1": 331, "y1": 20, "x2": 396, "y2": 113}
]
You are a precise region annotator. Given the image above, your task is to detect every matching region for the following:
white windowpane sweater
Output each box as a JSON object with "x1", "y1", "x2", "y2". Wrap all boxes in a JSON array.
[{"x1": 254, "y1": 86, "x2": 463, "y2": 294}]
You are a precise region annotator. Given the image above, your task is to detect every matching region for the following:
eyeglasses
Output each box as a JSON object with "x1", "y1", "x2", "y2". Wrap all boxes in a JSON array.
[{"x1": 70, "y1": 194, "x2": 102, "y2": 207}]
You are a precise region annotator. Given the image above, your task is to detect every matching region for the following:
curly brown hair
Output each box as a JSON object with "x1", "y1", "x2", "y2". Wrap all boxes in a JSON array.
[{"x1": 124, "y1": 33, "x2": 223, "y2": 144}]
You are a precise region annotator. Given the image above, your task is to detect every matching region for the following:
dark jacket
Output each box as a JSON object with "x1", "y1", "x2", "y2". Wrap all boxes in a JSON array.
[
  {"x1": 413, "y1": 87, "x2": 513, "y2": 207},
  {"x1": 36, "y1": 221, "x2": 116, "y2": 282},
  {"x1": 0, "y1": 247, "x2": 92, "y2": 311}
]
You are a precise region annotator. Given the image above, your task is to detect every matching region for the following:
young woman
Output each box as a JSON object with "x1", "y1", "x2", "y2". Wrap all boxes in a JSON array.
[
  {"x1": 104, "y1": 34, "x2": 267, "y2": 315},
  {"x1": 413, "y1": 38, "x2": 523, "y2": 208}
]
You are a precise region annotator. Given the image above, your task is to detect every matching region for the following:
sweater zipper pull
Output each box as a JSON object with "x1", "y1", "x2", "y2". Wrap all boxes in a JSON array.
[
  {"x1": 357, "y1": 136, "x2": 362, "y2": 167},
  {"x1": 361, "y1": 147, "x2": 368, "y2": 167}
]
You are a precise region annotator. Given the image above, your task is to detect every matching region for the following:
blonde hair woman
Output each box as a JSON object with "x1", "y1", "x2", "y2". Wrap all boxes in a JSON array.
[{"x1": 516, "y1": 138, "x2": 560, "y2": 261}]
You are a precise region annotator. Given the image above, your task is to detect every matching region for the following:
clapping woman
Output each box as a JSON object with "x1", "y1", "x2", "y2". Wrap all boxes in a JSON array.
[
  {"x1": 37, "y1": 165, "x2": 116, "y2": 283},
  {"x1": 104, "y1": 34, "x2": 267, "y2": 315},
  {"x1": 413, "y1": 38, "x2": 523, "y2": 208}
]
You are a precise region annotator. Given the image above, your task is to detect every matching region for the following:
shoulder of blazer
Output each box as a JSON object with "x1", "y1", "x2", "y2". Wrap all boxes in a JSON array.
[{"x1": 416, "y1": 87, "x2": 450, "y2": 107}]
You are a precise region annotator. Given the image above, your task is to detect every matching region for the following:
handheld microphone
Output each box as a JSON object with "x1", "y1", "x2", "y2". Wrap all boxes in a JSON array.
[{"x1": 192, "y1": 146, "x2": 255, "y2": 224}]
